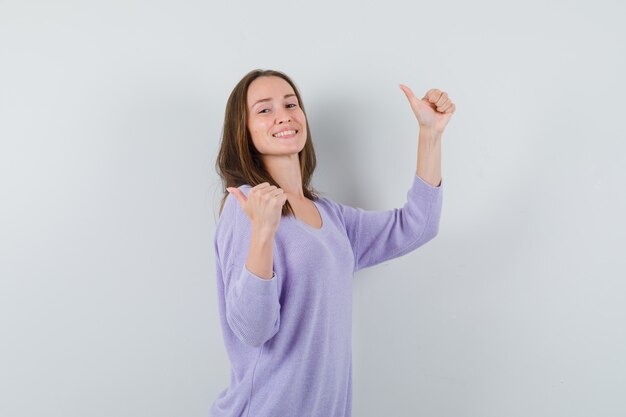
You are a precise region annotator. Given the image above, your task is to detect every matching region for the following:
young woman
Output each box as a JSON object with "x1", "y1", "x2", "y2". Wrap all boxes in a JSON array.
[{"x1": 211, "y1": 69, "x2": 455, "y2": 417}]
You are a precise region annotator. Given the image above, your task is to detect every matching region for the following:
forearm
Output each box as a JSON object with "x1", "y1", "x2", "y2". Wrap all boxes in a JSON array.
[
  {"x1": 245, "y1": 227, "x2": 276, "y2": 280},
  {"x1": 416, "y1": 127, "x2": 442, "y2": 187}
]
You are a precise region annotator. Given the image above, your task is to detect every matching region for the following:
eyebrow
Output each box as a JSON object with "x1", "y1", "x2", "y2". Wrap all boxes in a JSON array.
[{"x1": 251, "y1": 94, "x2": 296, "y2": 109}]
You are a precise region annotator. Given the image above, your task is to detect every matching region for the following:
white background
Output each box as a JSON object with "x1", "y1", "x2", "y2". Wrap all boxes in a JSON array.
[{"x1": 1, "y1": 0, "x2": 625, "y2": 416}]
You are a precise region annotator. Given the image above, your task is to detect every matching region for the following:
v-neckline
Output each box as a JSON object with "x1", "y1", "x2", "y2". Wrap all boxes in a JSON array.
[{"x1": 293, "y1": 199, "x2": 326, "y2": 232}]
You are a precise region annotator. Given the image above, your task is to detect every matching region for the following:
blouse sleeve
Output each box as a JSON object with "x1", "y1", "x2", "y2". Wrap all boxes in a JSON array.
[
  {"x1": 214, "y1": 187, "x2": 281, "y2": 347},
  {"x1": 335, "y1": 174, "x2": 443, "y2": 273}
]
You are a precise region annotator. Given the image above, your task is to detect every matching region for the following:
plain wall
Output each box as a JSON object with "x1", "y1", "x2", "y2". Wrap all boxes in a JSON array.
[{"x1": 1, "y1": 0, "x2": 625, "y2": 416}]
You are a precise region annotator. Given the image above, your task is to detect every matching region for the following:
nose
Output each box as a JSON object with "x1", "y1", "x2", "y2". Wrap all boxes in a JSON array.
[{"x1": 276, "y1": 107, "x2": 291, "y2": 123}]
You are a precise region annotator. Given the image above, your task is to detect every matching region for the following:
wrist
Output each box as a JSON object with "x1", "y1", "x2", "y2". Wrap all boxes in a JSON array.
[
  {"x1": 418, "y1": 125, "x2": 443, "y2": 138},
  {"x1": 252, "y1": 225, "x2": 276, "y2": 241}
]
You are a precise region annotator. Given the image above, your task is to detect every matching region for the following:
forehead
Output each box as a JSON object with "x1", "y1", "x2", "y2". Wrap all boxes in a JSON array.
[{"x1": 247, "y1": 76, "x2": 295, "y2": 106}]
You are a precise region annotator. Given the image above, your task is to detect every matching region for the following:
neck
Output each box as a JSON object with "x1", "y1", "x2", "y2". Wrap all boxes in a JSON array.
[{"x1": 262, "y1": 153, "x2": 305, "y2": 199}]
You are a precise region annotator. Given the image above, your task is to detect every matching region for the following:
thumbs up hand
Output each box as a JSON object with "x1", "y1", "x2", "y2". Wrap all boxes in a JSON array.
[
  {"x1": 227, "y1": 183, "x2": 287, "y2": 235},
  {"x1": 399, "y1": 84, "x2": 456, "y2": 134}
]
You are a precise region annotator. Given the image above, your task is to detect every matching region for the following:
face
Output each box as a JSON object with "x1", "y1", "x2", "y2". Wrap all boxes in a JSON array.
[{"x1": 246, "y1": 76, "x2": 307, "y2": 158}]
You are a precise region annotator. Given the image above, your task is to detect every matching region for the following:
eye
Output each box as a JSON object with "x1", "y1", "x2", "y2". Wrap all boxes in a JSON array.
[{"x1": 258, "y1": 103, "x2": 297, "y2": 114}]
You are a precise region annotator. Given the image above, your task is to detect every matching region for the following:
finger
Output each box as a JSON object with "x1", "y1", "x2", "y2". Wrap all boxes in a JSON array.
[
  {"x1": 259, "y1": 185, "x2": 278, "y2": 198},
  {"x1": 399, "y1": 83, "x2": 416, "y2": 100},
  {"x1": 439, "y1": 101, "x2": 454, "y2": 112},
  {"x1": 269, "y1": 188, "x2": 287, "y2": 206},
  {"x1": 435, "y1": 92, "x2": 448, "y2": 107},
  {"x1": 424, "y1": 89, "x2": 442, "y2": 102},
  {"x1": 443, "y1": 103, "x2": 456, "y2": 114},
  {"x1": 269, "y1": 188, "x2": 284, "y2": 198}
]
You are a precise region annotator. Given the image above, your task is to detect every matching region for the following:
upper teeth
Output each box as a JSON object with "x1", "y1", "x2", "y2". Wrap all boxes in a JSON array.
[{"x1": 273, "y1": 130, "x2": 296, "y2": 137}]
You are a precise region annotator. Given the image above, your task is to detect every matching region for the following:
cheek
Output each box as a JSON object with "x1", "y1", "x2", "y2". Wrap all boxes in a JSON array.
[{"x1": 248, "y1": 119, "x2": 266, "y2": 135}]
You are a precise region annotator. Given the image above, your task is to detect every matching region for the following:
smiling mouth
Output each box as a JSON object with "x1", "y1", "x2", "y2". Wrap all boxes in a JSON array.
[{"x1": 272, "y1": 129, "x2": 299, "y2": 138}]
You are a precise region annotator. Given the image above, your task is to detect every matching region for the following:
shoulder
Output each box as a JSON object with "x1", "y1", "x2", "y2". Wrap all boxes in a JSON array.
[
  {"x1": 218, "y1": 184, "x2": 253, "y2": 229},
  {"x1": 224, "y1": 184, "x2": 252, "y2": 207},
  {"x1": 315, "y1": 194, "x2": 350, "y2": 211},
  {"x1": 312, "y1": 194, "x2": 328, "y2": 209},
  {"x1": 314, "y1": 194, "x2": 353, "y2": 220}
]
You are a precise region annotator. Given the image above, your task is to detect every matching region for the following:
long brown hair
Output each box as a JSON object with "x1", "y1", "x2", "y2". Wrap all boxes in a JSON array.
[{"x1": 215, "y1": 69, "x2": 321, "y2": 218}]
